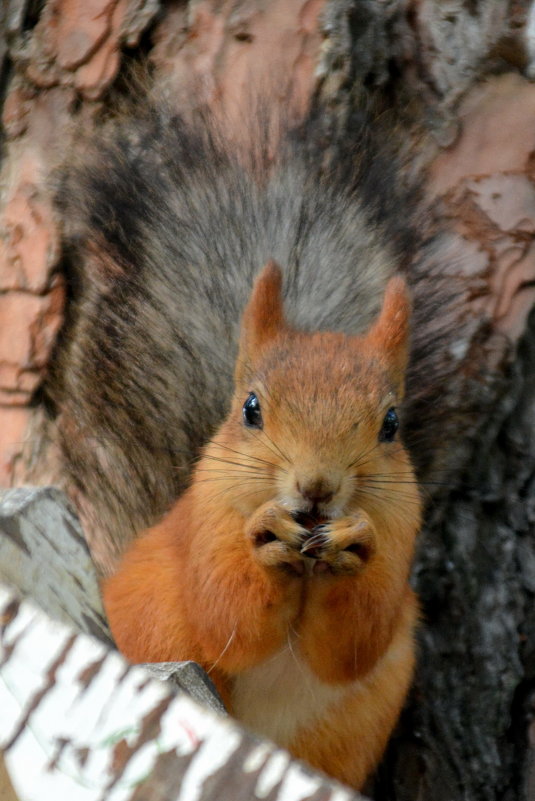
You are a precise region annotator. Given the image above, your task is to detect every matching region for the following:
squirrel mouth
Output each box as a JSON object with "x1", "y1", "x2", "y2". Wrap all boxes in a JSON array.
[{"x1": 292, "y1": 508, "x2": 328, "y2": 531}]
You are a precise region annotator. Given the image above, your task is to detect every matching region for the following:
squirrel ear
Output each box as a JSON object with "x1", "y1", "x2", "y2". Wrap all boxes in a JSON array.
[
  {"x1": 236, "y1": 260, "x2": 287, "y2": 381},
  {"x1": 364, "y1": 276, "x2": 411, "y2": 394}
]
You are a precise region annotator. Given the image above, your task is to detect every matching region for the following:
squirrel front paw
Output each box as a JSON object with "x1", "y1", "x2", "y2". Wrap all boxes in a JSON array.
[
  {"x1": 300, "y1": 513, "x2": 377, "y2": 575},
  {"x1": 246, "y1": 502, "x2": 308, "y2": 575}
]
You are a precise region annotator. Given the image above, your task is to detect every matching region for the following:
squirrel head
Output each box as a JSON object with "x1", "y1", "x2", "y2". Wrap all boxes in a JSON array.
[
  {"x1": 205, "y1": 260, "x2": 418, "y2": 526},
  {"x1": 235, "y1": 260, "x2": 410, "y2": 396}
]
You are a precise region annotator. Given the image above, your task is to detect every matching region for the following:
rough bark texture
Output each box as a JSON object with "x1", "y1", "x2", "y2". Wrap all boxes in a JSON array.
[
  {"x1": 1, "y1": 1, "x2": 535, "y2": 799},
  {"x1": 377, "y1": 310, "x2": 535, "y2": 800}
]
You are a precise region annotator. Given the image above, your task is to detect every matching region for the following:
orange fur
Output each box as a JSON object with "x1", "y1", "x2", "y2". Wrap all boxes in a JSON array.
[{"x1": 103, "y1": 262, "x2": 421, "y2": 789}]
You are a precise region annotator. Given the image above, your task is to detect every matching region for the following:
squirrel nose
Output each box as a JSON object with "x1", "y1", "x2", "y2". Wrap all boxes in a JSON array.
[{"x1": 296, "y1": 478, "x2": 337, "y2": 505}]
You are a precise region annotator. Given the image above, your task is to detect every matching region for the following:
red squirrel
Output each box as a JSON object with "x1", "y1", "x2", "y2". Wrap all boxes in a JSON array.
[{"x1": 103, "y1": 259, "x2": 421, "y2": 789}]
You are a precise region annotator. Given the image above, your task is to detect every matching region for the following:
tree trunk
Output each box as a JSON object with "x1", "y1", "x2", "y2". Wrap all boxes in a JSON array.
[{"x1": 1, "y1": 1, "x2": 535, "y2": 799}]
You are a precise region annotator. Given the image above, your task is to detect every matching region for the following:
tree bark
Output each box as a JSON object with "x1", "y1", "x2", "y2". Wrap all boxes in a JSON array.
[{"x1": 1, "y1": 1, "x2": 535, "y2": 799}]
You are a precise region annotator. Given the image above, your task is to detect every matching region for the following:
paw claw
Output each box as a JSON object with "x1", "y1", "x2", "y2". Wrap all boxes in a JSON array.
[
  {"x1": 300, "y1": 531, "x2": 329, "y2": 557},
  {"x1": 311, "y1": 523, "x2": 328, "y2": 534},
  {"x1": 299, "y1": 514, "x2": 377, "y2": 574}
]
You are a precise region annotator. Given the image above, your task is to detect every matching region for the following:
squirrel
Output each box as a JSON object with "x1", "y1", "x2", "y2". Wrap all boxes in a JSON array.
[
  {"x1": 51, "y1": 103, "x2": 445, "y2": 568},
  {"x1": 102, "y1": 260, "x2": 421, "y2": 789},
  {"x1": 47, "y1": 102, "x2": 456, "y2": 788}
]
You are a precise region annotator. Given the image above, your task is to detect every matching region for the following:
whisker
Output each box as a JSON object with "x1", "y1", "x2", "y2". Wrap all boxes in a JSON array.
[
  {"x1": 357, "y1": 477, "x2": 451, "y2": 488},
  {"x1": 207, "y1": 626, "x2": 237, "y2": 674},
  {"x1": 199, "y1": 453, "x2": 274, "y2": 471},
  {"x1": 354, "y1": 479, "x2": 421, "y2": 495},
  {"x1": 196, "y1": 467, "x2": 270, "y2": 477},
  {"x1": 194, "y1": 477, "x2": 273, "y2": 486},
  {"x1": 228, "y1": 487, "x2": 273, "y2": 504},
  {"x1": 346, "y1": 440, "x2": 383, "y2": 471},
  {"x1": 205, "y1": 440, "x2": 282, "y2": 471},
  {"x1": 252, "y1": 428, "x2": 290, "y2": 466},
  {"x1": 353, "y1": 469, "x2": 418, "y2": 477},
  {"x1": 354, "y1": 486, "x2": 423, "y2": 507},
  {"x1": 355, "y1": 483, "x2": 460, "y2": 519},
  {"x1": 203, "y1": 483, "x2": 272, "y2": 504},
  {"x1": 286, "y1": 630, "x2": 317, "y2": 704}
]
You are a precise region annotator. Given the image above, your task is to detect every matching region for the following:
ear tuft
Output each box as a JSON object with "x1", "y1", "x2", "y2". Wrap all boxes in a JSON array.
[
  {"x1": 236, "y1": 260, "x2": 287, "y2": 382},
  {"x1": 365, "y1": 275, "x2": 411, "y2": 392}
]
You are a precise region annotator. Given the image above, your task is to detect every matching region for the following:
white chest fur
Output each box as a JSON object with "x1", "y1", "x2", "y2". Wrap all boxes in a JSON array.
[{"x1": 231, "y1": 642, "x2": 359, "y2": 747}]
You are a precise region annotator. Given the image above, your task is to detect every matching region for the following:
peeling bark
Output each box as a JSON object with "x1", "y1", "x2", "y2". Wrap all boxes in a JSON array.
[{"x1": 0, "y1": 581, "x2": 362, "y2": 801}]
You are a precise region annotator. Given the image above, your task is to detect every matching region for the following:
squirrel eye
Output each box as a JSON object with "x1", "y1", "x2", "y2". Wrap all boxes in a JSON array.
[
  {"x1": 379, "y1": 407, "x2": 399, "y2": 443},
  {"x1": 243, "y1": 392, "x2": 263, "y2": 429}
]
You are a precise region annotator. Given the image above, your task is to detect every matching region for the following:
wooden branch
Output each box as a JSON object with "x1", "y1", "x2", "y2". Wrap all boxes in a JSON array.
[
  {"x1": 0, "y1": 487, "x2": 111, "y2": 644},
  {"x1": 0, "y1": 583, "x2": 363, "y2": 801},
  {"x1": 0, "y1": 488, "x2": 226, "y2": 715},
  {"x1": 141, "y1": 662, "x2": 226, "y2": 717}
]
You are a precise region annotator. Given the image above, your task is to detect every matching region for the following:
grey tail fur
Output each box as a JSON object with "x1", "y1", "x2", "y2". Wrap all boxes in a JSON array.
[{"x1": 48, "y1": 102, "x2": 464, "y2": 568}]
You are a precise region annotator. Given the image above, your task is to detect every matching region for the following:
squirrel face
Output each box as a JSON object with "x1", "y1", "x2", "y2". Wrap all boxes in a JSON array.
[{"x1": 199, "y1": 261, "x2": 419, "y2": 529}]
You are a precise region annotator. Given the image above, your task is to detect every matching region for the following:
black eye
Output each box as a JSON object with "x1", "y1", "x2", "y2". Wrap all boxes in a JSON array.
[
  {"x1": 379, "y1": 408, "x2": 399, "y2": 443},
  {"x1": 243, "y1": 392, "x2": 263, "y2": 429}
]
